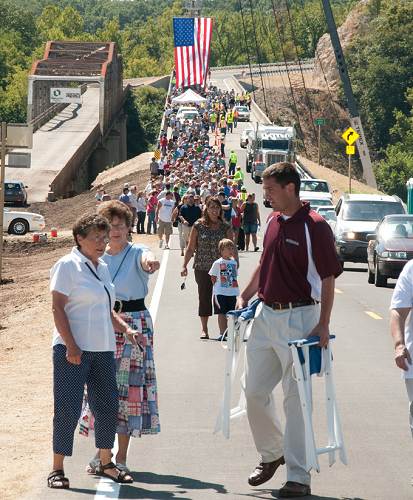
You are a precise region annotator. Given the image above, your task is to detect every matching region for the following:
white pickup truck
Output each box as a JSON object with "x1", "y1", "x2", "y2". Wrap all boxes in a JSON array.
[{"x1": 3, "y1": 208, "x2": 46, "y2": 235}]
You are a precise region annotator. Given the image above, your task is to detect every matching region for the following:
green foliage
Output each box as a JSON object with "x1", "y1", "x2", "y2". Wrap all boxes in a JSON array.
[
  {"x1": 125, "y1": 86, "x2": 167, "y2": 157},
  {"x1": 374, "y1": 89, "x2": 413, "y2": 200},
  {"x1": 348, "y1": 0, "x2": 413, "y2": 150}
]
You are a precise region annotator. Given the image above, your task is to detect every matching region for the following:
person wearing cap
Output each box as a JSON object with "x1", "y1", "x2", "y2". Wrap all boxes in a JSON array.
[
  {"x1": 234, "y1": 165, "x2": 244, "y2": 188},
  {"x1": 239, "y1": 186, "x2": 248, "y2": 203}
]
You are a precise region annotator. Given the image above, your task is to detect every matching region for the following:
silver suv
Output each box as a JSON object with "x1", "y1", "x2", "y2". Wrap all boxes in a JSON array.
[{"x1": 331, "y1": 194, "x2": 406, "y2": 265}]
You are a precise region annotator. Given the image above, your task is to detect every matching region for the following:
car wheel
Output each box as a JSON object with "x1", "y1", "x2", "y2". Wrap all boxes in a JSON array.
[
  {"x1": 374, "y1": 260, "x2": 387, "y2": 287},
  {"x1": 254, "y1": 175, "x2": 261, "y2": 184},
  {"x1": 8, "y1": 218, "x2": 29, "y2": 235}
]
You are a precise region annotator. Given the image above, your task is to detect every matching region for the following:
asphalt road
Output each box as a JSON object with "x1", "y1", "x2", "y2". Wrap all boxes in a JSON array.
[{"x1": 32, "y1": 76, "x2": 412, "y2": 500}]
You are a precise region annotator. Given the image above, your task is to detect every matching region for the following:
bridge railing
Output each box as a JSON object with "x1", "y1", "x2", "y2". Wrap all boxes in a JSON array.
[
  {"x1": 210, "y1": 59, "x2": 315, "y2": 72},
  {"x1": 157, "y1": 70, "x2": 174, "y2": 147}
]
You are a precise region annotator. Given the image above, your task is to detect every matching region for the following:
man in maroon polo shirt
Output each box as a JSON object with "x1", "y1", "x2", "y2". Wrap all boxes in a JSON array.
[{"x1": 237, "y1": 162, "x2": 342, "y2": 498}]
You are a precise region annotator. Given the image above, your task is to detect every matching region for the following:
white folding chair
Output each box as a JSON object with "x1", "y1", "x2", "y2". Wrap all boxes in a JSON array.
[
  {"x1": 288, "y1": 335, "x2": 348, "y2": 473},
  {"x1": 214, "y1": 300, "x2": 260, "y2": 438}
]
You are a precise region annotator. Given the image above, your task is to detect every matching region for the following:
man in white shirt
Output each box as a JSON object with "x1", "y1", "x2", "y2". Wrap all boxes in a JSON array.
[
  {"x1": 390, "y1": 260, "x2": 413, "y2": 440},
  {"x1": 155, "y1": 191, "x2": 175, "y2": 249}
]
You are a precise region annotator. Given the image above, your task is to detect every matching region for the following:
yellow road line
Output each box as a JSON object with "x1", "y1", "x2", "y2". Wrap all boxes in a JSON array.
[
  {"x1": 335, "y1": 288, "x2": 343, "y2": 294},
  {"x1": 365, "y1": 311, "x2": 383, "y2": 320}
]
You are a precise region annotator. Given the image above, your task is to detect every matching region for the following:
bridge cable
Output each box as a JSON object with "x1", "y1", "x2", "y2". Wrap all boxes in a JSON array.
[
  {"x1": 284, "y1": 0, "x2": 319, "y2": 142},
  {"x1": 238, "y1": 0, "x2": 256, "y2": 102},
  {"x1": 247, "y1": 0, "x2": 270, "y2": 118},
  {"x1": 270, "y1": 0, "x2": 309, "y2": 156},
  {"x1": 258, "y1": 1, "x2": 290, "y2": 98}
]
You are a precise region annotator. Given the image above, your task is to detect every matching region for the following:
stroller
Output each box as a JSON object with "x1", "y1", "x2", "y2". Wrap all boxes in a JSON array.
[{"x1": 215, "y1": 301, "x2": 348, "y2": 473}]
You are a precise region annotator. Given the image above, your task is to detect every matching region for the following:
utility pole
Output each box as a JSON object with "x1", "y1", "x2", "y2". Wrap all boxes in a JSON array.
[
  {"x1": 320, "y1": 0, "x2": 377, "y2": 188},
  {"x1": 0, "y1": 123, "x2": 7, "y2": 283}
]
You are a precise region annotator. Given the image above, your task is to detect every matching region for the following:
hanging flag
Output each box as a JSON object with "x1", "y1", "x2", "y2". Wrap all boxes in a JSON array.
[{"x1": 173, "y1": 17, "x2": 213, "y2": 88}]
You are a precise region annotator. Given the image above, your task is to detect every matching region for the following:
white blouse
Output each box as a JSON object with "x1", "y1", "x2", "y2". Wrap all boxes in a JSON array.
[{"x1": 50, "y1": 247, "x2": 116, "y2": 352}]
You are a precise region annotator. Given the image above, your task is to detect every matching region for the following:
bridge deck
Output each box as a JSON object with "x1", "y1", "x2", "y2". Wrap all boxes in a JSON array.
[{"x1": 6, "y1": 86, "x2": 100, "y2": 203}]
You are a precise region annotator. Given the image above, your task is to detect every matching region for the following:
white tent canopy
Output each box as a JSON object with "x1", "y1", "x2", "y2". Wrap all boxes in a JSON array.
[{"x1": 171, "y1": 88, "x2": 206, "y2": 104}]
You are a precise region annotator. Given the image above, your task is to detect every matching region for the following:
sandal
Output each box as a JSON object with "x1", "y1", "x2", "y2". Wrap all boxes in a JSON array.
[
  {"x1": 200, "y1": 332, "x2": 209, "y2": 340},
  {"x1": 116, "y1": 462, "x2": 131, "y2": 474},
  {"x1": 47, "y1": 470, "x2": 69, "y2": 489},
  {"x1": 96, "y1": 462, "x2": 133, "y2": 484},
  {"x1": 86, "y1": 457, "x2": 101, "y2": 474}
]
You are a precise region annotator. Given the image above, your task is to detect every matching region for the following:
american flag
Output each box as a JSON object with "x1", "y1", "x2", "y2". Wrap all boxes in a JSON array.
[{"x1": 173, "y1": 17, "x2": 213, "y2": 88}]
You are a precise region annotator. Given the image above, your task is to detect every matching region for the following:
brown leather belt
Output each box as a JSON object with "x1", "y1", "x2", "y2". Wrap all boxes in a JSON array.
[{"x1": 264, "y1": 299, "x2": 319, "y2": 311}]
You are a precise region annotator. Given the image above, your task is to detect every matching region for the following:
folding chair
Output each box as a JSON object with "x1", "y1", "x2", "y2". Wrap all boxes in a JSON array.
[
  {"x1": 214, "y1": 299, "x2": 261, "y2": 438},
  {"x1": 288, "y1": 335, "x2": 348, "y2": 473}
]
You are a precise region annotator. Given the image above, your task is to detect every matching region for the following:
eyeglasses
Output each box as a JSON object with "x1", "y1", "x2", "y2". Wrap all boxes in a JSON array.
[{"x1": 85, "y1": 234, "x2": 109, "y2": 244}]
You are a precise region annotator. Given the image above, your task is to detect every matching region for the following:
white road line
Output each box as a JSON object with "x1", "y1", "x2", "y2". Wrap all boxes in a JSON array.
[
  {"x1": 223, "y1": 78, "x2": 232, "y2": 91},
  {"x1": 365, "y1": 311, "x2": 383, "y2": 320},
  {"x1": 94, "y1": 249, "x2": 169, "y2": 499}
]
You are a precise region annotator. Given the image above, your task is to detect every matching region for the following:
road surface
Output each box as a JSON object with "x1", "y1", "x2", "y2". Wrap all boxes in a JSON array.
[{"x1": 31, "y1": 74, "x2": 412, "y2": 500}]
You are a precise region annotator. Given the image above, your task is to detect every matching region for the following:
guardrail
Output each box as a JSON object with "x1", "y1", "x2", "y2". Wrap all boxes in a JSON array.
[{"x1": 210, "y1": 59, "x2": 315, "y2": 72}]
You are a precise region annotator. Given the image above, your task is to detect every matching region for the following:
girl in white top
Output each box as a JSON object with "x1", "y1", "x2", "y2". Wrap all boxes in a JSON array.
[{"x1": 48, "y1": 214, "x2": 143, "y2": 489}]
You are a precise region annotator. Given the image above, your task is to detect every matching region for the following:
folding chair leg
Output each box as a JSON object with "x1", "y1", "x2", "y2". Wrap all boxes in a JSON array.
[{"x1": 291, "y1": 346, "x2": 320, "y2": 472}]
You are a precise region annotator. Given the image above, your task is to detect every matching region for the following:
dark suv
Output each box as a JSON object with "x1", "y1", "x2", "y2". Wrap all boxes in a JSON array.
[{"x1": 4, "y1": 181, "x2": 28, "y2": 206}]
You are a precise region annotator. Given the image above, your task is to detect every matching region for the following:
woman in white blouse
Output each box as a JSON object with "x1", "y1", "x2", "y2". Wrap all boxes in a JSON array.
[{"x1": 48, "y1": 213, "x2": 143, "y2": 489}]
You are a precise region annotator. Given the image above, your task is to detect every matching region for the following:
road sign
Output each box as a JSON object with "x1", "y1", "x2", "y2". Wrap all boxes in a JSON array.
[
  {"x1": 342, "y1": 127, "x2": 359, "y2": 146},
  {"x1": 314, "y1": 118, "x2": 326, "y2": 126},
  {"x1": 50, "y1": 87, "x2": 82, "y2": 104},
  {"x1": 346, "y1": 145, "x2": 355, "y2": 156},
  {"x1": 154, "y1": 149, "x2": 161, "y2": 160},
  {"x1": 6, "y1": 152, "x2": 31, "y2": 168}
]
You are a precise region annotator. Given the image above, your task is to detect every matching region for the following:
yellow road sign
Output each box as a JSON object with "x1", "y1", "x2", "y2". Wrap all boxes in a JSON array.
[
  {"x1": 154, "y1": 149, "x2": 161, "y2": 160},
  {"x1": 346, "y1": 145, "x2": 355, "y2": 155},
  {"x1": 342, "y1": 127, "x2": 360, "y2": 146}
]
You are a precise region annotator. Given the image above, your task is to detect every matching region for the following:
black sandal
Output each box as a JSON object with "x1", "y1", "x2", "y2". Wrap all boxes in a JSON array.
[
  {"x1": 96, "y1": 462, "x2": 133, "y2": 484},
  {"x1": 47, "y1": 469, "x2": 69, "y2": 489}
]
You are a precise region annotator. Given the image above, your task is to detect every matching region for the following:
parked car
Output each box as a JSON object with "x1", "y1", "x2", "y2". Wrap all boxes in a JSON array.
[
  {"x1": 251, "y1": 161, "x2": 266, "y2": 183},
  {"x1": 3, "y1": 208, "x2": 45, "y2": 235},
  {"x1": 332, "y1": 194, "x2": 406, "y2": 265},
  {"x1": 367, "y1": 214, "x2": 413, "y2": 287},
  {"x1": 176, "y1": 106, "x2": 198, "y2": 123},
  {"x1": 4, "y1": 181, "x2": 28, "y2": 206},
  {"x1": 300, "y1": 179, "x2": 332, "y2": 202},
  {"x1": 234, "y1": 105, "x2": 250, "y2": 122}
]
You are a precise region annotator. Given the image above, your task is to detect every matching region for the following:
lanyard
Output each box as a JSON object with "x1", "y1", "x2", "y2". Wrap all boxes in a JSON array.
[
  {"x1": 84, "y1": 262, "x2": 112, "y2": 310},
  {"x1": 111, "y1": 244, "x2": 133, "y2": 283}
]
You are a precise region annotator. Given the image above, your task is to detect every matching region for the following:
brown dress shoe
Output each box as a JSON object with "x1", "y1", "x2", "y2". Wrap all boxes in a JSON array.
[
  {"x1": 279, "y1": 481, "x2": 311, "y2": 497},
  {"x1": 248, "y1": 456, "x2": 285, "y2": 486}
]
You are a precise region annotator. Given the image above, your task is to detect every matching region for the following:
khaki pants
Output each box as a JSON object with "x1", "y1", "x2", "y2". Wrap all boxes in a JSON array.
[
  {"x1": 244, "y1": 303, "x2": 320, "y2": 485},
  {"x1": 178, "y1": 222, "x2": 191, "y2": 250}
]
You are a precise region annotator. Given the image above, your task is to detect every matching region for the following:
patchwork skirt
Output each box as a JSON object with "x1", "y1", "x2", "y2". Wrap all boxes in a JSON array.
[{"x1": 79, "y1": 309, "x2": 160, "y2": 437}]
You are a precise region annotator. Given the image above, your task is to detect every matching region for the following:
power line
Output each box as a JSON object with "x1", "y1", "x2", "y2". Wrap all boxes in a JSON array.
[
  {"x1": 238, "y1": 0, "x2": 256, "y2": 101},
  {"x1": 247, "y1": 0, "x2": 269, "y2": 117},
  {"x1": 270, "y1": 0, "x2": 308, "y2": 156},
  {"x1": 284, "y1": 0, "x2": 318, "y2": 141}
]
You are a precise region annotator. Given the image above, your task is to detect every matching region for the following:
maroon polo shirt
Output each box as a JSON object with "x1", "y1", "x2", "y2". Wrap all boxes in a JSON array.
[{"x1": 258, "y1": 202, "x2": 342, "y2": 304}]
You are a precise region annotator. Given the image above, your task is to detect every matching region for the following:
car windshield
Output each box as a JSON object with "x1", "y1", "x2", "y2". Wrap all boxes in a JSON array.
[
  {"x1": 307, "y1": 199, "x2": 332, "y2": 207},
  {"x1": 343, "y1": 201, "x2": 405, "y2": 221},
  {"x1": 300, "y1": 181, "x2": 329, "y2": 193},
  {"x1": 5, "y1": 183, "x2": 20, "y2": 190},
  {"x1": 261, "y1": 139, "x2": 289, "y2": 150},
  {"x1": 183, "y1": 112, "x2": 197, "y2": 119},
  {"x1": 237, "y1": 106, "x2": 249, "y2": 112},
  {"x1": 379, "y1": 218, "x2": 413, "y2": 239}
]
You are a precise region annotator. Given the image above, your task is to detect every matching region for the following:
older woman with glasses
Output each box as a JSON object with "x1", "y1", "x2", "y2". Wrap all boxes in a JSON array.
[
  {"x1": 48, "y1": 214, "x2": 139, "y2": 489},
  {"x1": 81, "y1": 200, "x2": 161, "y2": 475},
  {"x1": 181, "y1": 196, "x2": 236, "y2": 339}
]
